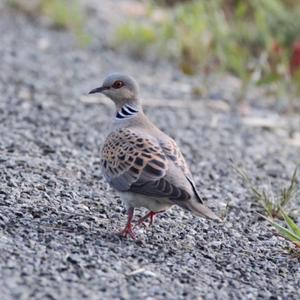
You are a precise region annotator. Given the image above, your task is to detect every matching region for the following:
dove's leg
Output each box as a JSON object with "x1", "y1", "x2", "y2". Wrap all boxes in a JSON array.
[
  {"x1": 119, "y1": 207, "x2": 135, "y2": 239},
  {"x1": 148, "y1": 211, "x2": 157, "y2": 226},
  {"x1": 136, "y1": 210, "x2": 165, "y2": 227},
  {"x1": 136, "y1": 211, "x2": 153, "y2": 227}
]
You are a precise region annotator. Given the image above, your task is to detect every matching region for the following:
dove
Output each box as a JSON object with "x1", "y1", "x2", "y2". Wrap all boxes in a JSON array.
[{"x1": 89, "y1": 73, "x2": 221, "y2": 239}]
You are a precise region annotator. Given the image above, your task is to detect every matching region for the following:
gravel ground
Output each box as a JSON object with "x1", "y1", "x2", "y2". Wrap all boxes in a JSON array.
[{"x1": 0, "y1": 3, "x2": 300, "y2": 300}]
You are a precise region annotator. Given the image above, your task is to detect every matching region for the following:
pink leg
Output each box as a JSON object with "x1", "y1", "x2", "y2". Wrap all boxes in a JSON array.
[
  {"x1": 136, "y1": 210, "x2": 165, "y2": 227},
  {"x1": 119, "y1": 207, "x2": 135, "y2": 239},
  {"x1": 148, "y1": 211, "x2": 156, "y2": 226}
]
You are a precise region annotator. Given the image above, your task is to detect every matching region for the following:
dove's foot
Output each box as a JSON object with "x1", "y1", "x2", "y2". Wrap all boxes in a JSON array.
[
  {"x1": 136, "y1": 210, "x2": 165, "y2": 227},
  {"x1": 119, "y1": 223, "x2": 136, "y2": 239},
  {"x1": 119, "y1": 207, "x2": 136, "y2": 239}
]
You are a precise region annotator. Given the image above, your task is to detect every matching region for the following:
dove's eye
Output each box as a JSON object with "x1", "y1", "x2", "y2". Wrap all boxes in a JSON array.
[{"x1": 112, "y1": 80, "x2": 124, "y2": 89}]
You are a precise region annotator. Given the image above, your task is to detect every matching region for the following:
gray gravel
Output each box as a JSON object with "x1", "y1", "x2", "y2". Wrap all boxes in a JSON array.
[{"x1": 1, "y1": 4, "x2": 300, "y2": 300}]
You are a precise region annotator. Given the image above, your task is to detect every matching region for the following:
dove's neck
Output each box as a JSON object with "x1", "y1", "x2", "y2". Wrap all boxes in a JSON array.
[
  {"x1": 114, "y1": 101, "x2": 142, "y2": 122},
  {"x1": 112, "y1": 102, "x2": 155, "y2": 132}
]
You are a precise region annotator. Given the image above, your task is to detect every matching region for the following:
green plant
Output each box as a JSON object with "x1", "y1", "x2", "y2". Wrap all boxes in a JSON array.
[
  {"x1": 114, "y1": 0, "x2": 300, "y2": 94},
  {"x1": 261, "y1": 209, "x2": 300, "y2": 249},
  {"x1": 115, "y1": 22, "x2": 157, "y2": 57},
  {"x1": 235, "y1": 167, "x2": 298, "y2": 218}
]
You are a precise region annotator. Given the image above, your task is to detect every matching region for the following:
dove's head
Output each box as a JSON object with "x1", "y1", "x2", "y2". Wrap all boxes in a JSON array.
[{"x1": 89, "y1": 73, "x2": 140, "y2": 107}]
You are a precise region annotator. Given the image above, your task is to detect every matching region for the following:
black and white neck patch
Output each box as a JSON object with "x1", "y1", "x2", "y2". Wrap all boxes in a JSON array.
[{"x1": 116, "y1": 104, "x2": 139, "y2": 120}]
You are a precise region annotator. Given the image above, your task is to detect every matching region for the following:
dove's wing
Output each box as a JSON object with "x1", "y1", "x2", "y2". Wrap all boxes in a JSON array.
[
  {"x1": 159, "y1": 137, "x2": 204, "y2": 204},
  {"x1": 101, "y1": 128, "x2": 192, "y2": 201},
  {"x1": 159, "y1": 138, "x2": 190, "y2": 176}
]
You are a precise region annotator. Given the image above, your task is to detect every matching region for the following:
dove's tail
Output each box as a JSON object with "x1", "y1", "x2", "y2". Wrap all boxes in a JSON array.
[
  {"x1": 180, "y1": 199, "x2": 222, "y2": 222},
  {"x1": 182, "y1": 177, "x2": 222, "y2": 221}
]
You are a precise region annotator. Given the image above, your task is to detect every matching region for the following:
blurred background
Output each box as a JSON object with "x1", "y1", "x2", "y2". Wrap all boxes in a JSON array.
[{"x1": 4, "y1": 0, "x2": 300, "y2": 105}]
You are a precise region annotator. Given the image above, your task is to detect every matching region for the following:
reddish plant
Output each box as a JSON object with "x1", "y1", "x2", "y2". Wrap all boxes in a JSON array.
[{"x1": 290, "y1": 40, "x2": 300, "y2": 76}]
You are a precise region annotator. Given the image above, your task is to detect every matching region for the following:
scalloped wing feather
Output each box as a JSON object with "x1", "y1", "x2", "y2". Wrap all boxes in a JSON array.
[
  {"x1": 101, "y1": 128, "x2": 192, "y2": 201},
  {"x1": 101, "y1": 128, "x2": 167, "y2": 190},
  {"x1": 160, "y1": 138, "x2": 191, "y2": 177},
  {"x1": 159, "y1": 137, "x2": 203, "y2": 203}
]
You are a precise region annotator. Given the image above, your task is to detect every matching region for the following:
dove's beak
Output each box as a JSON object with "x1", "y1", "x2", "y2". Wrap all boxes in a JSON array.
[{"x1": 88, "y1": 86, "x2": 109, "y2": 94}]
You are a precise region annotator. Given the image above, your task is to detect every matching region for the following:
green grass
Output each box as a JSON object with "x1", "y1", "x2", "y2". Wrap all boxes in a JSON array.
[
  {"x1": 235, "y1": 167, "x2": 298, "y2": 218},
  {"x1": 260, "y1": 209, "x2": 300, "y2": 249},
  {"x1": 235, "y1": 166, "x2": 299, "y2": 250},
  {"x1": 115, "y1": 22, "x2": 157, "y2": 57},
  {"x1": 114, "y1": 0, "x2": 300, "y2": 94},
  {"x1": 9, "y1": 0, "x2": 91, "y2": 46}
]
